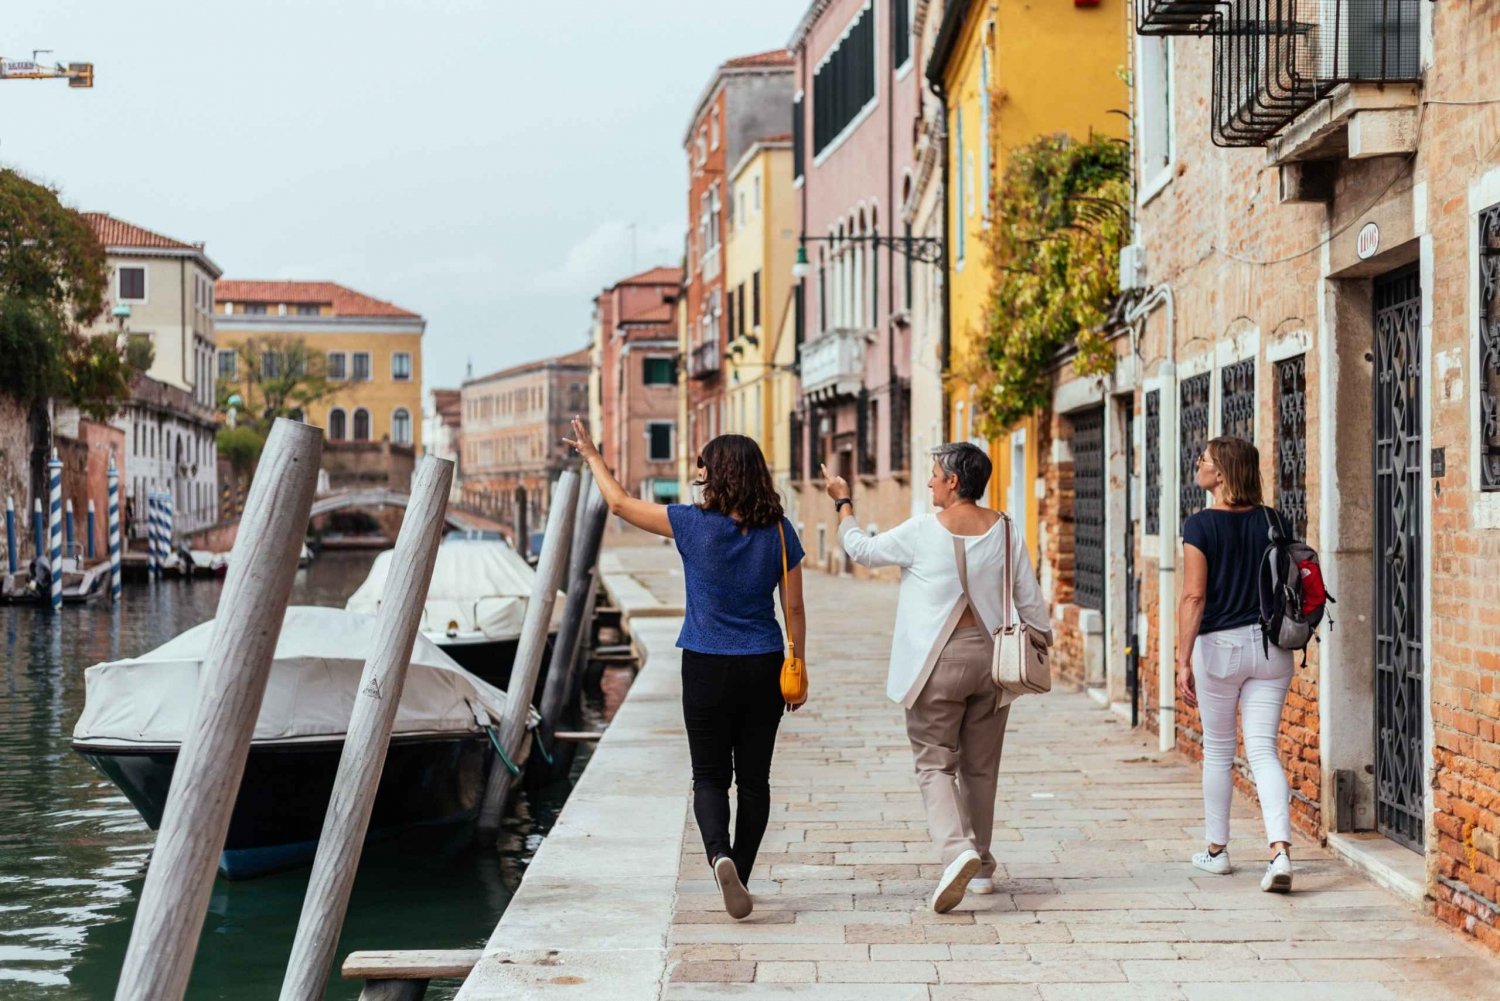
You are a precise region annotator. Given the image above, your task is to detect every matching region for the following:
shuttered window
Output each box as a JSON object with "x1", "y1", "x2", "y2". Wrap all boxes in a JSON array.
[{"x1": 813, "y1": 2, "x2": 876, "y2": 156}]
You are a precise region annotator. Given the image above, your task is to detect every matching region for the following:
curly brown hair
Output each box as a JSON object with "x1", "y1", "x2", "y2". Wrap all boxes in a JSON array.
[{"x1": 696, "y1": 434, "x2": 784, "y2": 528}]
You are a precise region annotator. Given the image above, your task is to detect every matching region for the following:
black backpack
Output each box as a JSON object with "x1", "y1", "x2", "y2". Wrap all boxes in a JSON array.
[{"x1": 1257, "y1": 508, "x2": 1334, "y2": 659}]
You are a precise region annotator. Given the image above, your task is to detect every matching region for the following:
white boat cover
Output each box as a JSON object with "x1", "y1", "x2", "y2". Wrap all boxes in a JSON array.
[
  {"x1": 73, "y1": 606, "x2": 533, "y2": 748},
  {"x1": 344, "y1": 539, "x2": 564, "y2": 641}
]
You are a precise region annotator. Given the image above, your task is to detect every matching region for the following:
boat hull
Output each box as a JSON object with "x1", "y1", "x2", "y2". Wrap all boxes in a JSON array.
[
  {"x1": 74, "y1": 733, "x2": 492, "y2": 879},
  {"x1": 436, "y1": 635, "x2": 554, "y2": 700}
]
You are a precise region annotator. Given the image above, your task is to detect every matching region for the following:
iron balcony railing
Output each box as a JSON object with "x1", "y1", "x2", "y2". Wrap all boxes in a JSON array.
[
  {"x1": 1210, "y1": 0, "x2": 1422, "y2": 147},
  {"x1": 687, "y1": 340, "x2": 720, "y2": 380},
  {"x1": 1136, "y1": 0, "x2": 1223, "y2": 35}
]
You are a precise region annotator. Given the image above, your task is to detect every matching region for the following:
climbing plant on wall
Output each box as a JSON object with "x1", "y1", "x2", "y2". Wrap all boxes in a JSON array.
[{"x1": 963, "y1": 131, "x2": 1129, "y2": 437}]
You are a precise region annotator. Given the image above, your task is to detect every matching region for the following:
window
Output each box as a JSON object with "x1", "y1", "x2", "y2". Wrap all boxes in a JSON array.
[
  {"x1": 1481, "y1": 202, "x2": 1500, "y2": 490},
  {"x1": 328, "y1": 408, "x2": 347, "y2": 440},
  {"x1": 894, "y1": 0, "x2": 912, "y2": 70},
  {"x1": 352, "y1": 352, "x2": 371, "y2": 382},
  {"x1": 1275, "y1": 357, "x2": 1308, "y2": 537},
  {"x1": 392, "y1": 407, "x2": 412, "y2": 446},
  {"x1": 710, "y1": 111, "x2": 720, "y2": 150},
  {"x1": 392, "y1": 352, "x2": 412, "y2": 381},
  {"x1": 1137, "y1": 36, "x2": 1174, "y2": 195},
  {"x1": 792, "y1": 94, "x2": 805, "y2": 182},
  {"x1": 647, "y1": 421, "x2": 674, "y2": 462},
  {"x1": 954, "y1": 109, "x2": 967, "y2": 266},
  {"x1": 1221, "y1": 357, "x2": 1255, "y2": 442},
  {"x1": 217, "y1": 350, "x2": 237, "y2": 379},
  {"x1": 1145, "y1": 389, "x2": 1161, "y2": 535},
  {"x1": 118, "y1": 267, "x2": 146, "y2": 302},
  {"x1": 644, "y1": 356, "x2": 674, "y2": 386},
  {"x1": 1071, "y1": 408, "x2": 1106, "y2": 610},
  {"x1": 752, "y1": 270, "x2": 761, "y2": 328},
  {"x1": 245, "y1": 303, "x2": 268, "y2": 315},
  {"x1": 352, "y1": 408, "x2": 371, "y2": 441},
  {"x1": 327, "y1": 351, "x2": 347, "y2": 381},
  {"x1": 737, "y1": 281, "x2": 747, "y2": 339},
  {"x1": 295, "y1": 303, "x2": 319, "y2": 316},
  {"x1": 753, "y1": 175, "x2": 761, "y2": 212},
  {"x1": 979, "y1": 45, "x2": 992, "y2": 222},
  {"x1": 726, "y1": 289, "x2": 736, "y2": 343},
  {"x1": 812, "y1": 1, "x2": 876, "y2": 157},
  {"x1": 261, "y1": 351, "x2": 282, "y2": 379}
]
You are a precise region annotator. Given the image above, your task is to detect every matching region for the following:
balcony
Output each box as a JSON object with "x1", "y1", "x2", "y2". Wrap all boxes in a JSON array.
[
  {"x1": 800, "y1": 327, "x2": 871, "y2": 402},
  {"x1": 1136, "y1": 0, "x2": 1222, "y2": 35},
  {"x1": 687, "y1": 340, "x2": 720, "y2": 380},
  {"x1": 1209, "y1": 0, "x2": 1422, "y2": 150}
]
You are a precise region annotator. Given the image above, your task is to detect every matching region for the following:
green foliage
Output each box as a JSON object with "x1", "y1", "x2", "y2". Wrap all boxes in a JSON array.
[
  {"x1": 216, "y1": 426, "x2": 264, "y2": 475},
  {"x1": 0, "y1": 169, "x2": 142, "y2": 417},
  {"x1": 967, "y1": 132, "x2": 1130, "y2": 436},
  {"x1": 217, "y1": 337, "x2": 333, "y2": 435}
]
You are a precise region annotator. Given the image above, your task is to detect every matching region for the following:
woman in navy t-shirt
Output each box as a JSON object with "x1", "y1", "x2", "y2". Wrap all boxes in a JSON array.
[
  {"x1": 1176, "y1": 435, "x2": 1296, "y2": 894},
  {"x1": 564, "y1": 418, "x2": 805, "y2": 921}
]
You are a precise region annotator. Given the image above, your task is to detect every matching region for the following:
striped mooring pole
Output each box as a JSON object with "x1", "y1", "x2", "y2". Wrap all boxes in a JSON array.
[
  {"x1": 48, "y1": 449, "x2": 63, "y2": 612},
  {"x1": 65, "y1": 499, "x2": 75, "y2": 564},
  {"x1": 86, "y1": 498, "x2": 96, "y2": 562},
  {"x1": 108, "y1": 459, "x2": 122, "y2": 601},
  {"x1": 32, "y1": 498, "x2": 44, "y2": 562},
  {"x1": 4, "y1": 495, "x2": 16, "y2": 575},
  {"x1": 147, "y1": 492, "x2": 160, "y2": 579}
]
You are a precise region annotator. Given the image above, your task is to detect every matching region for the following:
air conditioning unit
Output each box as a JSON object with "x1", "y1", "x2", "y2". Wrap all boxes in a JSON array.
[{"x1": 1119, "y1": 244, "x2": 1148, "y2": 292}]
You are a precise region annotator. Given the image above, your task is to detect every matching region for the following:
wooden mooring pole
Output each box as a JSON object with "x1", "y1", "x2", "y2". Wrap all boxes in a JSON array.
[
  {"x1": 279, "y1": 456, "x2": 454, "y2": 1001},
  {"x1": 538, "y1": 475, "x2": 609, "y2": 728},
  {"x1": 114, "y1": 419, "x2": 322, "y2": 1001},
  {"x1": 477, "y1": 469, "x2": 579, "y2": 837}
]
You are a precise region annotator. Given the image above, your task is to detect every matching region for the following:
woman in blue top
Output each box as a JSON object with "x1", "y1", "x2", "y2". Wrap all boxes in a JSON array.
[
  {"x1": 564, "y1": 418, "x2": 806, "y2": 921},
  {"x1": 1176, "y1": 435, "x2": 1296, "y2": 893}
]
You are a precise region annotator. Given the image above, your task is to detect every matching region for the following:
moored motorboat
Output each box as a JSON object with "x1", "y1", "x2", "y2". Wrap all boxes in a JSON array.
[
  {"x1": 71, "y1": 605, "x2": 536, "y2": 879},
  {"x1": 345, "y1": 538, "x2": 563, "y2": 691}
]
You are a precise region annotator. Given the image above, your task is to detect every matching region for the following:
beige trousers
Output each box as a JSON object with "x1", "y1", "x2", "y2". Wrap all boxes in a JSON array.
[{"x1": 904, "y1": 626, "x2": 1011, "y2": 877}]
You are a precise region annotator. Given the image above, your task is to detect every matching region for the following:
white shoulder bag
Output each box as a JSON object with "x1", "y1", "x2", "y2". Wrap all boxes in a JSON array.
[{"x1": 953, "y1": 514, "x2": 1052, "y2": 698}]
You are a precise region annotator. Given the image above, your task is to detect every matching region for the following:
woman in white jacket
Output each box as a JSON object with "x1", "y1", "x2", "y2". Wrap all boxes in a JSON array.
[{"x1": 824, "y1": 442, "x2": 1050, "y2": 913}]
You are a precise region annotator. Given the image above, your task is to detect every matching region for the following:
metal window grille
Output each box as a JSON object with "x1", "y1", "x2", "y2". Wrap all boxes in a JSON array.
[
  {"x1": 1221, "y1": 357, "x2": 1256, "y2": 442},
  {"x1": 789, "y1": 410, "x2": 804, "y2": 482},
  {"x1": 856, "y1": 388, "x2": 878, "y2": 476},
  {"x1": 1136, "y1": 0, "x2": 1222, "y2": 35},
  {"x1": 1145, "y1": 389, "x2": 1161, "y2": 535},
  {"x1": 1072, "y1": 408, "x2": 1106, "y2": 611},
  {"x1": 792, "y1": 96, "x2": 805, "y2": 182},
  {"x1": 1180, "y1": 372, "x2": 1212, "y2": 522},
  {"x1": 1480, "y1": 202, "x2": 1500, "y2": 490},
  {"x1": 890, "y1": 378, "x2": 911, "y2": 473},
  {"x1": 1275, "y1": 355, "x2": 1308, "y2": 538}
]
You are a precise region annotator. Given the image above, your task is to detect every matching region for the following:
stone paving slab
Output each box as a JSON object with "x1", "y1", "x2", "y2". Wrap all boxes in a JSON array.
[{"x1": 464, "y1": 537, "x2": 1500, "y2": 1000}]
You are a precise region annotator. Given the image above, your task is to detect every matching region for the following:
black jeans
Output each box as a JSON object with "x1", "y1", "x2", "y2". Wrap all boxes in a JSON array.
[{"x1": 681, "y1": 648, "x2": 784, "y2": 886}]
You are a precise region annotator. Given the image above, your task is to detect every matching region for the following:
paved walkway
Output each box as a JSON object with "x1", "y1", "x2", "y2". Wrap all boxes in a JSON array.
[{"x1": 464, "y1": 535, "x2": 1500, "y2": 1000}]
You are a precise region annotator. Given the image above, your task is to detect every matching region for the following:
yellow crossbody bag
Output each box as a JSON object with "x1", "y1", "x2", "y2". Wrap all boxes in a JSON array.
[{"x1": 777, "y1": 523, "x2": 808, "y2": 706}]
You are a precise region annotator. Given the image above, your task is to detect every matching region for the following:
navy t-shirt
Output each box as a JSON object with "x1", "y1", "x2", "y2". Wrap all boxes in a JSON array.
[
  {"x1": 1181, "y1": 506, "x2": 1290, "y2": 635},
  {"x1": 667, "y1": 504, "x2": 805, "y2": 656}
]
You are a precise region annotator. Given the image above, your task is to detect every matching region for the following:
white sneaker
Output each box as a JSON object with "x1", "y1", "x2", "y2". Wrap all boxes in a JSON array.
[
  {"x1": 931, "y1": 849, "x2": 982, "y2": 913},
  {"x1": 968, "y1": 877, "x2": 995, "y2": 895},
  {"x1": 1191, "y1": 847, "x2": 1233, "y2": 875},
  {"x1": 1261, "y1": 851, "x2": 1293, "y2": 893},
  {"x1": 713, "y1": 855, "x2": 752, "y2": 919}
]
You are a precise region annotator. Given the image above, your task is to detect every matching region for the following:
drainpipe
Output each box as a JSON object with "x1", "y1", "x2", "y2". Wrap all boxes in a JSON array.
[
  {"x1": 931, "y1": 78, "x2": 952, "y2": 442},
  {"x1": 1124, "y1": 283, "x2": 1176, "y2": 753}
]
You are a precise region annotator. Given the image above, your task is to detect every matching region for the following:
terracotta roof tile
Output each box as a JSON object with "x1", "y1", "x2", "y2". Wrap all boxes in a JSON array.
[
  {"x1": 757, "y1": 132, "x2": 793, "y2": 143},
  {"x1": 620, "y1": 301, "x2": 676, "y2": 325},
  {"x1": 215, "y1": 279, "x2": 420, "y2": 319},
  {"x1": 613, "y1": 265, "x2": 683, "y2": 288},
  {"x1": 83, "y1": 212, "x2": 199, "y2": 251},
  {"x1": 725, "y1": 48, "x2": 794, "y2": 69}
]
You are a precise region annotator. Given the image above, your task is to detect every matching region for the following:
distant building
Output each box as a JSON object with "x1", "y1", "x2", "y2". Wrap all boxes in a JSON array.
[
  {"x1": 424, "y1": 387, "x2": 462, "y2": 497},
  {"x1": 213, "y1": 280, "x2": 425, "y2": 453},
  {"x1": 460, "y1": 348, "x2": 590, "y2": 535},
  {"x1": 82, "y1": 212, "x2": 222, "y2": 537},
  {"x1": 591, "y1": 266, "x2": 682, "y2": 504}
]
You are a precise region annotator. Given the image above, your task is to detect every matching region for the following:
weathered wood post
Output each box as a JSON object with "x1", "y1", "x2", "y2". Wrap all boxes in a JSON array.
[
  {"x1": 279, "y1": 456, "x2": 454, "y2": 1001},
  {"x1": 4, "y1": 495, "x2": 16, "y2": 575},
  {"x1": 514, "y1": 484, "x2": 529, "y2": 558},
  {"x1": 65, "y1": 498, "x2": 75, "y2": 561},
  {"x1": 477, "y1": 470, "x2": 579, "y2": 837},
  {"x1": 86, "y1": 497, "x2": 96, "y2": 562},
  {"x1": 538, "y1": 476, "x2": 609, "y2": 728},
  {"x1": 114, "y1": 419, "x2": 322, "y2": 1001}
]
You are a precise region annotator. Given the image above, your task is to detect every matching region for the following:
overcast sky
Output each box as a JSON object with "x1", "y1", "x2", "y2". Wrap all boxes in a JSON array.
[{"x1": 2, "y1": 0, "x2": 808, "y2": 394}]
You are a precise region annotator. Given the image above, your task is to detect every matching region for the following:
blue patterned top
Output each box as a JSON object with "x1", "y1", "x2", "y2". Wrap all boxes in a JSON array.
[{"x1": 667, "y1": 504, "x2": 805, "y2": 656}]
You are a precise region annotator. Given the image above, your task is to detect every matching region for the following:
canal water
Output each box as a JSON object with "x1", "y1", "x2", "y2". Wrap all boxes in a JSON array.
[{"x1": 0, "y1": 550, "x2": 593, "y2": 1000}]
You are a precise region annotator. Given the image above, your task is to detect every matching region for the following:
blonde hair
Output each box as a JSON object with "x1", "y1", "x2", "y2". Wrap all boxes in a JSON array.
[{"x1": 1206, "y1": 436, "x2": 1263, "y2": 506}]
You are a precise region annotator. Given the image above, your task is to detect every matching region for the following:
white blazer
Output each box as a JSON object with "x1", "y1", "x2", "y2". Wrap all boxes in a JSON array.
[{"x1": 839, "y1": 513, "x2": 1051, "y2": 707}]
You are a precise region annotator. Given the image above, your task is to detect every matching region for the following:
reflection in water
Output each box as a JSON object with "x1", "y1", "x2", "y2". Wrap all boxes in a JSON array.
[{"x1": 0, "y1": 551, "x2": 593, "y2": 1000}]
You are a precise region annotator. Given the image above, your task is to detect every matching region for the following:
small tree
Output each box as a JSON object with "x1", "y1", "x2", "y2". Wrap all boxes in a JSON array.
[{"x1": 217, "y1": 337, "x2": 333, "y2": 435}]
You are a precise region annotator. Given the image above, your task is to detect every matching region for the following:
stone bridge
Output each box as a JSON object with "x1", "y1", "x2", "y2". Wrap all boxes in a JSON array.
[{"x1": 308, "y1": 488, "x2": 506, "y2": 535}]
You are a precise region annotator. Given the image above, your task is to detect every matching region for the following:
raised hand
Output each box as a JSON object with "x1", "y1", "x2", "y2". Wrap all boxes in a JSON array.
[
  {"x1": 821, "y1": 463, "x2": 851, "y2": 502},
  {"x1": 562, "y1": 415, "x2": 601, "y2": 462}
]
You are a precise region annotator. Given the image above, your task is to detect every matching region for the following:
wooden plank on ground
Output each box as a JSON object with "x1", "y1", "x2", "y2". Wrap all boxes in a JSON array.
[{"x1": 341, "y1": 950, "x2": 482, "y2": 980}]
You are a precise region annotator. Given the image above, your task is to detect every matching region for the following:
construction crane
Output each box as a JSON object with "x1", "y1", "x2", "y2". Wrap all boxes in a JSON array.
[{"x1": 0, "y1": 49, "x2": 92, "y2": 88}]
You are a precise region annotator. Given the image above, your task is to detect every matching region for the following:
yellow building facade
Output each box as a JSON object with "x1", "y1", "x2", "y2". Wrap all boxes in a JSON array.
[
  {"x1": 213, "y1": 280, "x2": 425, "y2": 450},
  {"x1": 722, "y1": 139, "x2": 799, "y2": 507},
  {"x1": 930, "y1": 0, "x2": 1128, "y2": 551}
]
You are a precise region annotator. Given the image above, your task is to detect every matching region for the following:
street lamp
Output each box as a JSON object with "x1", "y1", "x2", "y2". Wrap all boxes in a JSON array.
[{"x1": 792, "y1": 245, "x2": 811, "y2": 281}]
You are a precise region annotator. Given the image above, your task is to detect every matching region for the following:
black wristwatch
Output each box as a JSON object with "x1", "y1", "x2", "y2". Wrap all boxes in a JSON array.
[{"x1": 835, "y1": 498, "x2": 853, "y2": 514}]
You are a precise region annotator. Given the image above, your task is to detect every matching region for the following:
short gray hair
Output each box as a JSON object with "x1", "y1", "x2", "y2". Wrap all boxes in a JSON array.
[{"x1": 930, "y1": 442, "x2": 991, "y2": 500}]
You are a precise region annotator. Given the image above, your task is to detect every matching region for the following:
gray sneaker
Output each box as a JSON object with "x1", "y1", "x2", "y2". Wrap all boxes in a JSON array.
[
  {"x1": 1261, "y1": 851, "x2": 1293, "y2": 893},
  {"x1": 713, "y1": 855, "x2": 752, "y2": 919}
]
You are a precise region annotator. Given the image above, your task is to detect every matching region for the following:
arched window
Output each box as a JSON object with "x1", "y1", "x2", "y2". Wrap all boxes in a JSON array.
[
  {"x1": 353, "y1": 408, "x2": 371, "y2": 441},
  {"x1": 392, "y1": 407, "x2": 412, "y2": 446},
  {"x1": 328, "y1": 408, "x2": 347, "y2": 440}
]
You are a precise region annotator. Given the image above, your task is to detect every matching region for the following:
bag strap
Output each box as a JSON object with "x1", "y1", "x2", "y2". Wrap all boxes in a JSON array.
[
  {"x1": 999, "y1": 513, "x2": 1016, "y2": 630},
  {"x1": 778, "y1": 522, "x2": 794, "y2": 659}
]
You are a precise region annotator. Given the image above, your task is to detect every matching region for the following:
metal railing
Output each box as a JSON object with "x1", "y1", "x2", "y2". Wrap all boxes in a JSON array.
[
  {"x1": 1210, "y1": 0, "x2": 1422, "y2": 147},
  {"x1": 1136, "y1": 0, "x2": 1223, "y2": 35},
  {"x1": 687, "y1": 340, "x2": 720, "y2": 380}
]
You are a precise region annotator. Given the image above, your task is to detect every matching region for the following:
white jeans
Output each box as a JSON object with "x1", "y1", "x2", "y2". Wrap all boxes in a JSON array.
[{"x1": 1193, "y1": 624, "x2": 1294, "y2": 847}]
